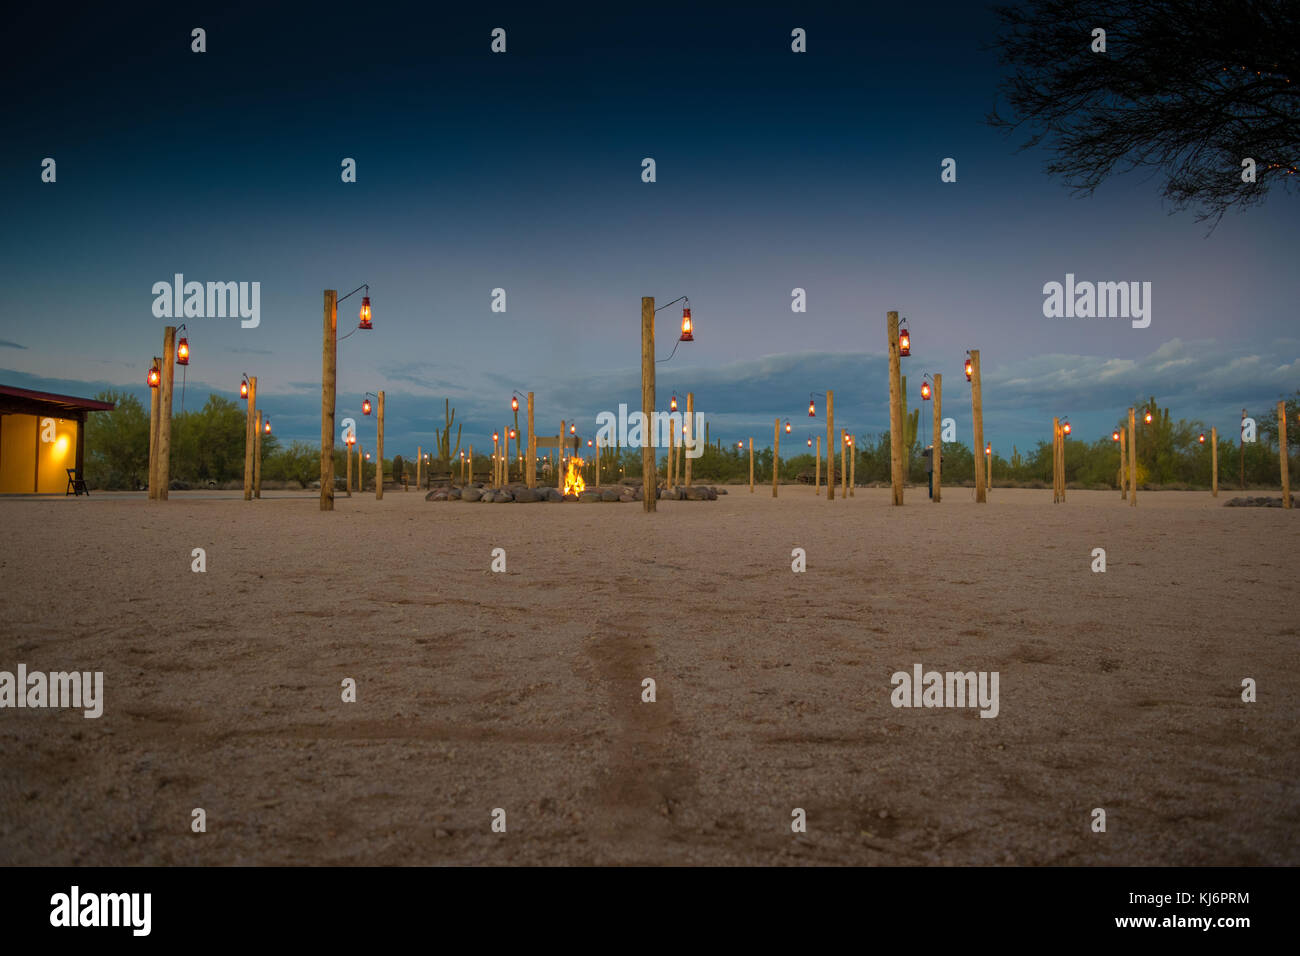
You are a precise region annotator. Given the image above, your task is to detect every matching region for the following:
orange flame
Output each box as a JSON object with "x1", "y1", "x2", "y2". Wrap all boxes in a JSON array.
[{"x1": 564, "y1": 458, "x2": 586, "y2": 495}]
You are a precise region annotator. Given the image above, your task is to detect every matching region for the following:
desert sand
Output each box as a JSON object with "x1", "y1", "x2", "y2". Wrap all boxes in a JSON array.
[{"x1": 0, "y1": 486, "x2": 1296, "y2": 866}]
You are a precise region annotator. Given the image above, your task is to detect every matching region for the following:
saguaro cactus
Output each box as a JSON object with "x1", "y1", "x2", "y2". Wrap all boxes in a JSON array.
[{"x1": 435, "y1": 398, "x2": 462, "y2": 470}]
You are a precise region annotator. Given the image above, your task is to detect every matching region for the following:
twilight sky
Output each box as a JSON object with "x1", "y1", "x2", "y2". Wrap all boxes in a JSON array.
[{"x1": 1, "y1": 1, "x2": 1296, "y2": 458}]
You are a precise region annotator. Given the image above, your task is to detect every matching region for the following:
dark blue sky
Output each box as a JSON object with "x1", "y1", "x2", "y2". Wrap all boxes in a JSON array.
[{"x1": 2, "y1": 1, "x2": 1296, "y2": 458}]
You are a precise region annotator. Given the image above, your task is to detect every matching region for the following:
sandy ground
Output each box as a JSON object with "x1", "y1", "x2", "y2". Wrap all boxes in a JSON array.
[{"x1": 0, "y1": 485, "x2": 1296, "y2": 866}]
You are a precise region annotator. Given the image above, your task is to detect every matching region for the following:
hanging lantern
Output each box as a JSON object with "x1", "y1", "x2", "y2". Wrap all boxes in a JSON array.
[
  {"x1": 176, "y1": 337, "x2": 190, "y2": 365},
  {"x1": 365, "y1": 453, "x2": 371, "y2": 461},
  {"x1": 511, "y1": 395, "x2": 519, "y2": 412},
  {"x1": 358, "y1": 296, "x2": 372, "y2": 330},
  {"x1": 680, "y1": 307, "x2": 693, "y2": 342},
  {"x1": 785, "y1": 420, "x2": 791, "y2": 434},
  {"x1": 1062, "y1": 420, "x2": 1071, "y2": 436},
  {"x1": 898, "y1": 322, "x2": 911, "y2": 357},
  {"x1": 670, "y1": 395, "x2": 678, "y2": 412},
  {"x1": 808, "y1": 397, "x2": 816, "y2": 417},
  {"x1": 737, "y1": 441, "x2": 743, "y2": 450},
  {"x1": 509, "y1": 428, "x2": 517, "y2": 440},
  {"x1": 492, "y1": 431, "x2": 499, "y2": 443},
  {"x1": 362, "y1": 398, "x2": 372, "y2": 416},
  {"x1": 346, "y1": 432, "x2": 355, "y2": 446},
  {"x1": 964, "y1": 354, "x2": 973, "y2": 381},
  {"x1": 264, "y1": 419, "x2": 271, "y2": 435},
  {"x1": 587, "y1": 439, "x2": 593, "y2": 448},
  {"x1": 1144, "y1": 409, "x2": 1153, "y2": 424},
  {"x1": 239, "y1": 378, "x2": 249, "y2": 400},
  {"x1": 147, "y1": 366, "x2": 161, "y2": 388},
  {"x1": 921, "y1": 380, "x2": 931, "y2": 401},
  {"x1": 1112, "y1": 431, "x2": 1120, "y2": 442},
  {"x1": 570, "y1": 424, "x2": 576, "y2": 435},
  {"x1": 807, "y1": 437, "x2": 812, "y2": 447},
  {"x1": 1198, "y1": 433, "x2": 1206, "y2": 444},
  {"x1": 985, "y1": 443, "x2": 991, "y2": 456}
]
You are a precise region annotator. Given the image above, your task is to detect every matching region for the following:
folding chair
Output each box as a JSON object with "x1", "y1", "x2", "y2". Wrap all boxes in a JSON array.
[{"x1": 66, "y1": 468, "x2": 89, "y2": 496}]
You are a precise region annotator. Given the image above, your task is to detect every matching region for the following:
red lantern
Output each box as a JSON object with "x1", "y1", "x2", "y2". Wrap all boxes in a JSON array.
[
  {"x1": 1062, "y1": 420, "x2": 1071, "y2": 436},
  {"x1": 147, "y1": 366, "x2": 161, "y2": 388},
  {"x1": 492, "y1": 431, "x2": 499, "y2": 443},
  {"x1": 680, "y1": 307, "x2": 693, "y2": 342},
  {"x1": 807, "y1": 437, "x2": 812, "y2": 447},
  {"x1": 362, "y1": 398, "x2": 372, "y2": 416},
  {"x1": 346, "y1": 432, "x2": 355, "y2": 447},
  {"x1": 264, "y1": 419, "x2": 271, "y2": 435},
  {"x1": 921, "y1": 380, "x2": 931, "y2": 401},
  {"x1": 1198, "y1": 433, "x2": 1206, "y2": 444},
  {"x1": 239, "y1": 378, "x2": 249, "y2": 400},
  {"x1": 570, "y1": 424, "x2": 576, "y2": 435},
  {"x1": 1144, "y1": 409, "x2": 1153, "y2": 424},
  {"x1": 509, "y1": 428, "x2": 517, "y2": 440},
  {"x1": 670, "y1": 395, "x2": 678, "y2": 413},
  {"x1": 511, "y1": 395, "x2": 519, "y2": 412},
  {"x1": 785, "y1": 420, "x2": 791, "y2": 434},
  {"x1": 898, "y1": 324, "x2": 911, "y2": 357},
  {"x1": 358, "y1": 296, "x2": 372, "y2": 330},
  {"x1": 1112, "y1": 431, "x2": 1120, "y2": 442},
  {"x1": 176, "y1": 337, "x2": 190, "y2": 365},
  {"x1": 964, "y1": 356, "x2": 973, "y2": 381},
  {"x1": 587, "y1": 439, "x2": 593, "y2": 448},
  {"x1": 737, "y1": 441, "x2": 743, "y2": 450},
  {"x1": 985, "y1": 443, "x2": 991, "y2": 456},
  {"x1": 808, "y1": 398, "x2": 816, "y2": 417}
]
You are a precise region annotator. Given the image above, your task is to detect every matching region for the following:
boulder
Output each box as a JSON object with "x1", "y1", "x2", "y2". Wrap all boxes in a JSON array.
[
  {"x1": 601, "y1": 489, "x2": 620, "y2": 502},
  {"x1": 495, "y1": 489, "x2": 515, "y2": 502},
  {"x1": 461, "y1": 487, "x2": 483, "y2": 502},
  {"x1": 514, "y1": 487, "x2": 542, "y2": 503},
  {"x1": 448, "y1": 486, "x2": 461, "y2": 499},
  {"x1": 546, "y1": 488, "x2": 564, "y2": 502},
  {"x1": 686, "y1": 486, "x2": 710, "y2": 500},
  {"x1": 578, "y1": 491, "x2": 602, "y2": 503}
]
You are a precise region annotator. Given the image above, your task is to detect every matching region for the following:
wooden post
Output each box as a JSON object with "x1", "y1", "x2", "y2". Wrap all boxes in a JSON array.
[
  {"x1": 148, "y1": 357, "x2": 161, "y2": 499},
  {"x1": 1052, "y1": 418, "x2": 1060, "y2": 503},
  {"x1": 254, "y1": 411, "x2": 263, "y2": 498},
  {"x1": 1128, "y1": 407, "x2": 1137, "y2": 507},
  {"x1": 416, "y1": 445, "x2": 422, "y2": 490},
  {"x1": 887, "y1": 311, "x2": 904, "y2": 505},
  {"x1": 558, "y1": 420, "x2": 566, "y2": 491},
  {"x1": 1119, "y1": 428, "x2": 1127, "y2": 499},
  {"x1": 970, "y1": 350, "x2": 985, "y2": 504},
  {"x1": 772, "y1": 418, "x2": 779, "y2": 497},
  {"x1": 826, "y1": 390, "x2": 835, "y2": 501},
  {"x1": 685, "y1": 392, "x2": 694, "y2": 488},
  {"x1": 468, "y1": 445, "x2": 473, "y2": 484},
  {"x1": 358, "y1": 443, "x2": 364, "y2": 491},
  {"x1": 320, "y1": 291, "x2": 337, "y2": 511},
  {"x1": 157, "y1": 326, "x2": 175, "y2": 501},
  {"x1": 244, "y1": 375, "x2": 257, "y2": 500},
  {"x1": 749, "y1": 437, "x2": 754, "y2": 493},
  {"x1": 841, "y1": 430, "x2": 848, "y2": 498},
  {"x1": 346, "y1": 443, "x2": 353, "y2": 495},
  {"x1": 1211, "y1": 426, "x2": 1218, "y2": 497},
  {"x1": 667, "y1": 425, "x2": 675, "y2": 487},
  {"x1": 849, "y1": 435, "x2": 855, "y2": 494},
  {"x1": 815, "y1": 436, "x2": 821, "y2": 495},
  {"x1": 375, "y1": 391, "x2": 385, "y2": 500},
  {"x1": 640, "y1": 297, "x2": 656, "y2": 512},
  {"x1": 523, "y1": 392, "x2": 535, "y2": 488},
  {"x1": 1240, "y1": 408, "x2": 1246, "y2": 490},
  {"x1": 1279, "y1": 401, "x2": 1291, "y2": 509},
  {"x1": 932, "y1": 373, "x2": 942, "y2": 503},
  {"x1": 988, "y1": 442, "x2": 994, "y2": 493}
]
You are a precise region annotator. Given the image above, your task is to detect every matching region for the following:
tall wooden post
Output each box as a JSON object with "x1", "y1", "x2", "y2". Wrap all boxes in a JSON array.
[
  {"x1": 148, "y1": 357, "x2": 161, "y2": 499},
  {"x1": 850, "y1": 436, "x2": 855, "y2": 494},
  {"x1": 685, "y1": 393, "x2": 694, "y2": 488},
  {"x1": 887, "y1": 311, "x2": 904, "y2": 505},
  {"x1": 1052, "y1": 418, "x2": 1061, "y2": 503},
  {"x1": 815, "y1": 436, "x2": 821, "y2": 494},
  {"x1": 468, "y1": 445, "x2": 473, "y2": 485},
  {"x1": 667, "y1": 426, "x2": 675, "y2": 486},
  {"x1": 1119, "y1": 429, "x2": 1127, "y2": 499},
  {"x1": 932, "y1": 374, "x2": 942, "y2": 503},
  {"x1": 841, "y1": 430, "x2": 848, "y2": 498},
  {"x1": 1279, "y1": 401, "x2": 1291, "y2": 509},
  {"x1": 988, "y1": 443, "x2": 994, "y2": 493},
  {"x1": 416, "y1": 445, "x2": 422, "y2": 490},
  {"x1": 640, "y1": 297, "x2": 656, "y2": 512},
  {"x1": 254, "y1": 411, "x2": 263, "y2": 498},
  {"x1": 558, "y1": 420, "x2": 566, "y2": 491},
  {"x1": 358, "y1": 443, "x2": 364, "y2": 491},
  {"x1": 375, "y1": 391, "x2": 385, "y2": 500},
  {"x1": 346, "y1": 442, "x2": 353, "y2": 495},
  {"x1": 320, "y1": 291, "x2": 337, "y2": 511},
  {"x1": 596, "y1": 436, "x2": 602, "y2": 486},
  {"x1": 244, "y1": 375, "x2": 257, "y2": 500},
  {"x1": 772, "y1": 418, "x2": 780, "y2": 497},
  {"x1": 157, "y1": 326, "x2": 175, "y2": 501},
  {"x1": 1211, "y1": 426, "x2": 1218, "y2": 497},
  {"x1": 1128, "y1": 407, "x2": 1137, "y2": 507},
  {"x1": 826, "y1": 390, "x2": 835, "y2": 501},
  {"x1": 749, "y1": 438, "x2": 754, "y2": 493},
  {"x1": 526, "y1": 392, "x2": 536, "y2": 488},
  {"x1": 970, "y1": 350, "x2": 985, "y2": 504}
]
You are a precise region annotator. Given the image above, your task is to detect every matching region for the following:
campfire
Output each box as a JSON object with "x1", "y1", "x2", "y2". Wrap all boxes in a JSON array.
[{"x1": 563, "y1": 458, "x2": 586, "y2": 496}]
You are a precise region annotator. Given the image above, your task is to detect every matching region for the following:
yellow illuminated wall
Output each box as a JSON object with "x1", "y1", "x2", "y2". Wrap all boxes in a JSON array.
[{"x1": 0, "y1": 413, "x2": 78, "y2": 494}]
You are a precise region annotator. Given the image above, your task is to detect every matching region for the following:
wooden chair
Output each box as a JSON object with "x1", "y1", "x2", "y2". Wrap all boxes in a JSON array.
[{"x1": 65, "y1": 468, "x2": 89, "y2": 496}]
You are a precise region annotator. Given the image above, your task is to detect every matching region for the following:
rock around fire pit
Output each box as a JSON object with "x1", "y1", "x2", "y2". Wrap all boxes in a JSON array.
[{"x1": 424, "y1": 481, "x2": 725, "y2": 503}]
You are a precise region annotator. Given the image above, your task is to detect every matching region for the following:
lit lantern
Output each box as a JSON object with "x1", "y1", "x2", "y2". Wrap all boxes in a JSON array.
[
  {"x1": 898, "y1": 323, "x2": 911, "y2": 357},
  {"x1": 964, "y1": 354, "x2": 973, "y2": 381},
  {"x1": 365, "y1": 453, "x2": 371, "y2": 461},
  {"x1": 509, "y1": 428, "x2": 517, "y2": 440},
  {"x1": 362, "y1": 398, "x2": 372, "y2": 416},
  {"x1": 570, "y1": 424, "x2": 576, "y2": 435},
  {"x1": 785, "y1": 420, "x2": 791, "y2": 434},
  {"x1": 239, "y1": 377, "x2": 249, "y2": 400},
  {"x1": 1112, "y1": 431, "x2": 1120, "y2": 442},
  {"x1": 587, "y1": 439, "x2": 593, "y2": 448},
  {"x1": 1144, "y1": 409, "x2": 1153, "y2": 424},
  {"x1": 1198, "y1": 433, "x2": 1206, "y2": 444},
  {"x1": 670, "y1": 395, "x2": 678, "y2": 412},
  {"x1": 680, "y1": 307, "x2": 693, "y2": 342},
  {"x1": 359, "y1": 296, "x2": 372, "y2": 330},
  {"x1": 985, "y1": 443, "x2": 991, "y2": 456},
  {"x1": 147, "y1": 366, "x2": 161, "y2": 388},
  {"x1": 737, "y1": 441, "x2": 743, "y2": 450},
  {"x1": 511, "y1": 395, "x2": 519, "y2": 412},
  {"x1": 920, "y1": 380, "x2": 931, "y2": 401},
  {"x1": 176, "y1": 337, "x2": 190, "y2": 365},
  {"x1": 1062, "y1": 420, "x2": 1071, "y2": 436},
  {"x1": 346, "y1": 432, "x2": 355, "y2": 446},
  {"x1": 807, "y1": 437, "x2": 812, "y2": 447},
  {"x1": 492, "y1": 431, "x2": 499, "y2": 443},
  {"x1": 264, "y1": 419, "x2": 271, "y2": 435},
  {"x1": 808, "y1": 397, "x2": 816, "y2": 417}
]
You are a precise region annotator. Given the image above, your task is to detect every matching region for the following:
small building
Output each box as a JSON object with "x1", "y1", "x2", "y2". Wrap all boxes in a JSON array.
[{"x1": 0, "y1": 385, "x2": 115, "y2": 494}]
